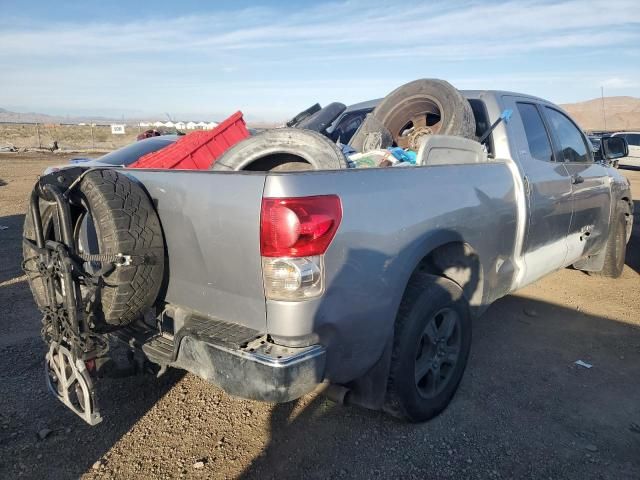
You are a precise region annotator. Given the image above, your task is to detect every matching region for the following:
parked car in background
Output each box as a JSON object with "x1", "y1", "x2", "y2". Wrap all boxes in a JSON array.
[
  {"x1": 44, "y1": 135, "x2": 178, "y2": 174},
  {"x1": 586, "y1": 134, "x2": 616, "y2": 166},
  {"x1": 610, "y1": 132, "x2": 640, "y2": 168},
  {"x1": 588, "y1": 134, "x2": 602, "y2": 150}
]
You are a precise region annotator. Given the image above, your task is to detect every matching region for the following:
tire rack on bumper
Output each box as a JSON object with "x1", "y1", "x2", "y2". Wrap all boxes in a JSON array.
[
  {"x1": 112, "y1": 315, "x2": 327, "y2": 404},
  {"x1": 25, "y1": 168, "x2": 109, "y2": 425}
]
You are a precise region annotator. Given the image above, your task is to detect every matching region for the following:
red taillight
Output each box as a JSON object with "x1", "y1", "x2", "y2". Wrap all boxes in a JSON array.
[{"x1": 261, "y1": 195, "x2": 342, "y2": 257}]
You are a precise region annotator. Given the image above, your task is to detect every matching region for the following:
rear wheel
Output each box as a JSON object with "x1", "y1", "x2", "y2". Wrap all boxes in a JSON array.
[{"x1": 385, "y1": 274, "x2": 471, "y2": 422}]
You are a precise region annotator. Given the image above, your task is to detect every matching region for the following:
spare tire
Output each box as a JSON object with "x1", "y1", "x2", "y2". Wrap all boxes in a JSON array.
[
  {"x1": 23, "y1": 170, "x2": 165, "y2": 327},
  {"x1": 366, "y1": 79, "x2": 476, "y2": 150},
  {"x1": 211, "y1": 128, "x2": 349, "y2": 171}
]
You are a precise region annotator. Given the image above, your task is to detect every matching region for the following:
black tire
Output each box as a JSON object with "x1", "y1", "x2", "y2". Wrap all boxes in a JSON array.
[
  {"x1": 385, "y1": 273, "x2": 472, "y2": 422},
  {"x1": 23, "y1": 170, "x2": 165, "y2": 327},
  {"x1": 372, "y1": 79, "x2": 476, "y2": 150},
  {"x1": 594, "y1": 201, "x2": 628, "y2": 278},
  {"x1": 296, "y1": 102, "x2": 346, "y2": 134},
  {"x1": 211, "y1": 128, "x2": 348, "y2": 171},
  {"x1": 286, "y1": 103, "x2": 321, "y2": 127}
]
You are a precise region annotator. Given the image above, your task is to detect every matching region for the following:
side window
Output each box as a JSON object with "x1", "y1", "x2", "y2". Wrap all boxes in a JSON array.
[
  {"x1": 517, "y1": 102, "x2": 553, "y2": 162},
  {"x1": 544, "y1": 108, "x2": 590, "y2": 163}
]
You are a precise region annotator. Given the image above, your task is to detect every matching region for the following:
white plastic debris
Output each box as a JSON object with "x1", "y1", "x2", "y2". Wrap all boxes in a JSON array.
[
  {"x1": 574, "y1": 360, "x2": 593, "y2": 369},
  {"x1": 0, "y1": 226, "x2": 8, "y2": 230},
  {"x1": 348, "y1": 150, "x2": 398, "y2": 168}
]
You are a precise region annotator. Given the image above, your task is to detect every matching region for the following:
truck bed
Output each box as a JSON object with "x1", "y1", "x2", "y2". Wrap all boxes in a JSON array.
[{"x1": 128, "y1": 161, "x2": 519, "y2": 383}]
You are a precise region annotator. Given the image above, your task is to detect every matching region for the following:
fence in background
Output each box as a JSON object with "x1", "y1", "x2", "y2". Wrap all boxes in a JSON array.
[{"x1": 0, "y1": 122, "x2": 158, "y2": 151}]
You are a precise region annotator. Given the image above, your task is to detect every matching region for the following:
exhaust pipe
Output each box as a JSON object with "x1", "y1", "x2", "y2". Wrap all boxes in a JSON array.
[{"x1": 321, "y1": 384, "x2": 351, "y2": 405}]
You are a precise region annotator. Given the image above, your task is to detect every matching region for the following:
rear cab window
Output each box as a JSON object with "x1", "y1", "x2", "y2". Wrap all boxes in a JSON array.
[
  {"x1": 467, "y1": 99, "x2": 493, "y2": 156},
  {"x1": 330, "y1": 111, "x2": 368, "y2": 143}
]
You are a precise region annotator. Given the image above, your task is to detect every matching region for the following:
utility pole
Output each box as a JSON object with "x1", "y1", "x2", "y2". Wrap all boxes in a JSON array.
[
  {"x1": 601, "y1": 86, "x2": 607, "y2": 131},
  {"x1": 35, "y1": 123, "x2": 41, "y2": 149}
]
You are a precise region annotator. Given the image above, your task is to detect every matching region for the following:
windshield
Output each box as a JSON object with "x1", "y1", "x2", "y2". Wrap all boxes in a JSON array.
[{"x1": 97, "y1": 136, "x2": 177, "y2": 166}]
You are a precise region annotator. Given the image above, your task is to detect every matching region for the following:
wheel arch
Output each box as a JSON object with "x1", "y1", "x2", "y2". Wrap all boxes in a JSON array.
[
  {"x1": 407, "y1": 240, "x2": 484, "y2": 313},
  {"x1": 347, "y1": 238, "x2": 483, "y2": 412}
]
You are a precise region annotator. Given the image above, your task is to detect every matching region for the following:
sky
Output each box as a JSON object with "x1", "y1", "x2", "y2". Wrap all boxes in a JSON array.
[{"x1": 0, "y1": 0, "x2": 639, "y2": 121}]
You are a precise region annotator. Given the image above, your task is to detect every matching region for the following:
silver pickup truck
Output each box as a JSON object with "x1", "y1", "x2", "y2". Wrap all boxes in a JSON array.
[{"x1": 24, "y1": 89, "x2": 633, "y2": 425}]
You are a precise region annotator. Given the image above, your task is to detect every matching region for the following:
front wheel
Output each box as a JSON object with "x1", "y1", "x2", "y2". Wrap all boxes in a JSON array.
[
  {"x1": 385, "y1": 274, "x2": 472, "y2": 422},
  {"x1": 593, "y1": 202, "x2": 628, "y2": 278}
]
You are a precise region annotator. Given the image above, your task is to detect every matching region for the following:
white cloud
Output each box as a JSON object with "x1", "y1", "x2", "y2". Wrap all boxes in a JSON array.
[
  {"x1": 1, "y1": 0, "x2": 639, "y2": 59},
  {"x1": 601, "y1": 77, "x2": 640, "y2": 89},
  {"x1": 1, "y1": 0, "x2": 639, "y2": 117}
]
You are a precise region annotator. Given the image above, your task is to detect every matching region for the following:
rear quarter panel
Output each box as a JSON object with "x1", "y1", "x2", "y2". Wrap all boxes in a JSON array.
[{"x1": 264, "y1": 164, "x2": 518, "y2": 383}]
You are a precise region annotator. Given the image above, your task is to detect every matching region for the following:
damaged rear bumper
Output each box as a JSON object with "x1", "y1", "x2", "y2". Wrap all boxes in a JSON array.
[{"x1": 171, "y1": 335, "x2": 326, "y2": 403}]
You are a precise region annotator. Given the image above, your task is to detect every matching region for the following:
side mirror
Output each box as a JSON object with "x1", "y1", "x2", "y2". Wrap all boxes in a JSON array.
[{"x1": 601, "y1": 136, "x2": 628, "y2": 160}]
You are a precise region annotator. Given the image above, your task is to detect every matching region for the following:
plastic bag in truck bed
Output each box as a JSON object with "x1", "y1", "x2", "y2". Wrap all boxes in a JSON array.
[{"x1": 348, "y1": 147, "x2": 418, "y2": 168}]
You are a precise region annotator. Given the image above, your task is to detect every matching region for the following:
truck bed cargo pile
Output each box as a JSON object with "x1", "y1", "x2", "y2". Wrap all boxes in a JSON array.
[
  {"x1": 208, "y1": 79, "x2": 481, "y2": 172},
  {"x1": 114, "y1": 79, "x2": 482, "y2": 172}
]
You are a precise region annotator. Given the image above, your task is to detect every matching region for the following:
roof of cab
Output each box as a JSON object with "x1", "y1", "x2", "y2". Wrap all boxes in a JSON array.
[{"x1": 344, "y1": 90, "x2": 555, "y2": 112}]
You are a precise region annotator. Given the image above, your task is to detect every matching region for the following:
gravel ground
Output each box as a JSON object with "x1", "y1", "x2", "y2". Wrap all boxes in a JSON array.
[{"x1": 1, "y1": 152, "x2": 639, "y2": 480}]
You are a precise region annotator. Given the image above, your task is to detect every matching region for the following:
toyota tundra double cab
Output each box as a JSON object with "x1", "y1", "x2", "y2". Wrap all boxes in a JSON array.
[{"x1": 24, "y1": 85, "x2": 632, "y2": 425}]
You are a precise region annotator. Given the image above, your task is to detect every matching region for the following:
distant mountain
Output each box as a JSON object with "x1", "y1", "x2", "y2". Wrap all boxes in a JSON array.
[
  {"x1": 0, "y1": 107, "x2": 278, "y2": 128},
  {"x1": 0, "y1": 108, "x2": 120, "y2": 124},
  {"x1": 561, "y1": 96, "x2": 640, "y2": 132}
]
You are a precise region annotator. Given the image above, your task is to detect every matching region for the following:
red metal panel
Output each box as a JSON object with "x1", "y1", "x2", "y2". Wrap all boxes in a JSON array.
[{"x1": 129, "y1": 111, "x2": 249, "y2": 170}]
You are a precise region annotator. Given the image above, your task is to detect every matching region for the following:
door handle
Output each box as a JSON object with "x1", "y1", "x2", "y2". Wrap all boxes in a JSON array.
[{"x1": 571, "y1": 175, "x2": 584, "y2": 185}]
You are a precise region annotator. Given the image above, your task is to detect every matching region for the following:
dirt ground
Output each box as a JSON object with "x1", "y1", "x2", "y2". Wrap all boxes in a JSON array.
[{"x1": 1, "y1": 152, "x2": 639, "y2": 480}]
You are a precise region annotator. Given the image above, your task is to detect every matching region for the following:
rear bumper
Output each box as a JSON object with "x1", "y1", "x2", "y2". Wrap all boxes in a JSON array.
[{"x1": 171, "y1": 334, "x2": 326, "y2": 403}]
